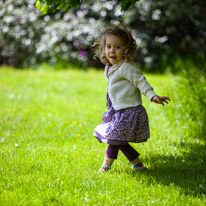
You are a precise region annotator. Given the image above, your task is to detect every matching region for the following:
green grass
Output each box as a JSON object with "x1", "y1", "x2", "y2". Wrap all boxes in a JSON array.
[{"x1": 0, "y1": 67, "x2": 205, "y2": 206}]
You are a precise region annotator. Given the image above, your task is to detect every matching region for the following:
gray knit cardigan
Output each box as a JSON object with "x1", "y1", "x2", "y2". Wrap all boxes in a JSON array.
[{"x1": 105, "y1": 60, "x2": 156, "y2": 110}]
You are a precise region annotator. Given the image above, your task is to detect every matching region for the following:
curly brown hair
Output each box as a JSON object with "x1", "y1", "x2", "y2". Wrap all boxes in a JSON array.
[{"x1": 95, "y1": 27, "x2": 137, "y2": 66}]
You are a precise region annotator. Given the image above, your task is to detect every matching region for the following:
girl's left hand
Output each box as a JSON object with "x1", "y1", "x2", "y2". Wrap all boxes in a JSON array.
[{"x1": 151, "y1": 95, "x2": 170, "y2": 106}]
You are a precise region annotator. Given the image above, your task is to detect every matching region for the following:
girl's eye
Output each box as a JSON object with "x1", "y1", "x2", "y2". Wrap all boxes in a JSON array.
[{"x1": 106, "y1": 45, "x2": 121, "y2": 49}]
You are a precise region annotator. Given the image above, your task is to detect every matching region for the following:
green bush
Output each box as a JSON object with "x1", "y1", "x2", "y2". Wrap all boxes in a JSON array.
[{"x1": 167, "y1": 61, "x2": 206, "y2": 138}]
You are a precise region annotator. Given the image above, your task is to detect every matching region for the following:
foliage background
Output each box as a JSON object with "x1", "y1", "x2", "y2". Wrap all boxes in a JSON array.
[{"x1": 0, "y1": 0, "x2": 206, "y2": 72}]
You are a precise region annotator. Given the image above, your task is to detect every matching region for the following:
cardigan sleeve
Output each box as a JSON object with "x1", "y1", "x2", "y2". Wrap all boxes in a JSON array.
[
  {"x1": 122, "y1": 64, "x2": 156, "y2": 101},
  {"x1": 104, "y1": 65, "x2": 109, "y2": 80}
]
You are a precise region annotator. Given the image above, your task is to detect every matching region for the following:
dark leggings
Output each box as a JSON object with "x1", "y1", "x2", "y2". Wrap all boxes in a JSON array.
[{"x1": 105, "y1": 143, "x2": 139, "y2": 162}]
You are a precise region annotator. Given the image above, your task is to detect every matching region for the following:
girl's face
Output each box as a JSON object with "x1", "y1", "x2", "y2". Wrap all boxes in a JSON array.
[{"x1": 105, "y1": 35, "x2": 124, "y2": 65}]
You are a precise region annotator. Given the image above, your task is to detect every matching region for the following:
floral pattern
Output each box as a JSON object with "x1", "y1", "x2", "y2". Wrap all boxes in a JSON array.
[{"x1": 94, "y1": 94, "x2": 150, "y2": 144}]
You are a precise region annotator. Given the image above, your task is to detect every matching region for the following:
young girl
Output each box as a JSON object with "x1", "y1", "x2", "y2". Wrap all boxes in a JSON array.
[{"x1": 93, "y1": 27, "x2": 170, "y2": 172}]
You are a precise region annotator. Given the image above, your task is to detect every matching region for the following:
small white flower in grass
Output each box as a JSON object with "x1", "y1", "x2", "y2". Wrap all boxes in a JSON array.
[
  {"x1": 85, "y1": 197, "x2": 88, "y2": 202},
  {"x1": 1, "y1": 138, "x2": 5, "y2": 142},
  {"x1": 15, "y1": 144, "x2": 20, "y2": 147},
  {"x1": 10, "y1": 94, "x2": 15, "y2": 99}
]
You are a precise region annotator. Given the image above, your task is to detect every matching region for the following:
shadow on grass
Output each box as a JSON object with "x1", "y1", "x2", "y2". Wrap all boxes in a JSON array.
[{"x1": 134, "y1": 142, "x2": 206, "y2": 197}]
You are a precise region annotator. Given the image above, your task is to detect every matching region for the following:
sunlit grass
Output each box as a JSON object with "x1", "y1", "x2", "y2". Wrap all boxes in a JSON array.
[{"x1": 0, "y1": 67, "x2": 205, "y2": 206}]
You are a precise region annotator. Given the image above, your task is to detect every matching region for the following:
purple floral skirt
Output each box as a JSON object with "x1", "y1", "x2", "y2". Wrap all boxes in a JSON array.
[{"x1": 93, "y1": 103, "x2": 150, "y2": 145}]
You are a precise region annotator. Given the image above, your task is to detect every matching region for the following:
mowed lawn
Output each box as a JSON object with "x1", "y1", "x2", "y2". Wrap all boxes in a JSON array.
[{"x1": 0, "y1": 67, "x2": 205, "y2": 206}]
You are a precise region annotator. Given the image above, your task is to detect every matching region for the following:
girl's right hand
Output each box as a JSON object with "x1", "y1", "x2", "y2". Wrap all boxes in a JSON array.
[{"x1": 151, "y1": 95, "x2": 170, "y2": 106}]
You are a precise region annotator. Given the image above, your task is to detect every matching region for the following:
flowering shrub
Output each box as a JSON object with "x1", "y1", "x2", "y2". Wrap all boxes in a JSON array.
[
  {"x1": 0, "y1": 0, "x2": 122, "y2": 68},
  {"x1": 0, "y1": 0, "x2": 44, "y2": 67},
  {"x1": 0, "y1": 0, "x2": 205, "y2": 71}
]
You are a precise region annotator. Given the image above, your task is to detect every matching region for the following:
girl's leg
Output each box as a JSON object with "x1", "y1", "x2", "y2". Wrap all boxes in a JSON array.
[
  {"x1": 119, "y1": 143, "x2": 139, "y2": 162},
  {"x1": 105, "y1": 144, "x2": 119, "y2": 159},
  {"x1": 100, "y1": 145, "x2": 119, "y2": 171},
  {"x1": 119, "y1": 143, "x2": 145, "y2": 170}
]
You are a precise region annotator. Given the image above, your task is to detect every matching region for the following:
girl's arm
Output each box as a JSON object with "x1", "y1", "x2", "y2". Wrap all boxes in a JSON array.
[
  {"x1": 122, "y1": 64, "x2": 170, "y2": 105},
  {"x1": 122, "y1": 65, "x2": 156, "y2": 100},
  {"x1": 151, "y1": 95, "x2": 170, "y2": 106}
]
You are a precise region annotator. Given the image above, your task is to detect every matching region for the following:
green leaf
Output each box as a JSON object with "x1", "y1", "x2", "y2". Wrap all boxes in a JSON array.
[
  {"x1": 47, "y1": 0, "x2": 55, "y2": 6},
  {"x1": 36, "y1": 0, "x2": 41, "y2": 9},
  {"x1": 41, "y1": 3, "x2": 49, "y2": 15},
  {"x1": 64, "y1": 4, "x2": 73, "y2": 11},
  {"x1": 121, "y1": 0, "x2": 132, "y2": 12},
  {"x1": 121, "y1": 0, "x2": 140, "y2": 11},
  {"x1": 57, "y1": 3, "x2": 65, "y2": 10}
]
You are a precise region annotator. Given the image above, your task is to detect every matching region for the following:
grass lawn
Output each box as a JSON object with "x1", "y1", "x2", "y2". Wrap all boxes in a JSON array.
[{"x1": 0, "y1": 67, "x2": 205, "y2": 206}]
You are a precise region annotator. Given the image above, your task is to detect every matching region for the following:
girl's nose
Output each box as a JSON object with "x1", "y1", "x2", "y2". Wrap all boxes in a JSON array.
[{"x1": 110, "y1": 47, "x2": 115, "y2": 52}]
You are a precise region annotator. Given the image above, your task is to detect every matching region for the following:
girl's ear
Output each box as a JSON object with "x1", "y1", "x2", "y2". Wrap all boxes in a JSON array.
[
  {"x1": 124, "y1": 47, "x2": 129, "y2": 55},
  {"x1": 124, "y1": 48, "x2": 129, "y2": 62}
]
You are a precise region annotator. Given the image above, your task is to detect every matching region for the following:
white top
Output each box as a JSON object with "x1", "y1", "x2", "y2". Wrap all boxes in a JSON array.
[{"x1": 105, "y1": 60, "x2": 156, "y2": 110}]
